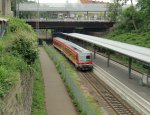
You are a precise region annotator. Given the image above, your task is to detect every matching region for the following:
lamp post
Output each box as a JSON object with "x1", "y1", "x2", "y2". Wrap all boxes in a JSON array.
[
  {"x1": 15, "y1": 0, "x2": 19, "y2": 17},
  {"x1": 36, "y1": 0, "x2": 40, "y2": 39},
  {"x1": 15, "y1": 0, "x2": 17, "y2": 17}
]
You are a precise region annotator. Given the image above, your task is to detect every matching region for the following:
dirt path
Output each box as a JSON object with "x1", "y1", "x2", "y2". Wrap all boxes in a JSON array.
[{"x1": 39, "y1": 47, "x2": 77, "y2": 115}]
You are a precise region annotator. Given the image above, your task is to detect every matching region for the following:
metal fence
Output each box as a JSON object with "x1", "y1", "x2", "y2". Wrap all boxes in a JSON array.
[{"x1": 44, "y1": 43, "x2": 96, "y2": 115}]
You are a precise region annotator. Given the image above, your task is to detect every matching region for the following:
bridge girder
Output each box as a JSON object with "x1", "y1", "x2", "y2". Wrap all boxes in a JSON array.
[{"x1": 26, "y1": 21, "x2": 114, "y2": 32}]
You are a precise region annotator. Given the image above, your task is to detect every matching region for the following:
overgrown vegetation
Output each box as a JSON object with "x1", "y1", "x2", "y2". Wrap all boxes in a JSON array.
[
  {"x1": 44, "y1": 43, "x2": 101, "y2": 115},
  {"x1": 0, "y1": 17, "x2": 38, "y2": 98},
  {"x1": 31, "y1": 59, "x2": 47, "y2": 115},
  {"x1": 107, "y1": 0, "x2": 150, "y2": 48}
]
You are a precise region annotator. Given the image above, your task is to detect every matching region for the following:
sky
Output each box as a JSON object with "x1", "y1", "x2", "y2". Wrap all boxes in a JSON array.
[
  {"x1": 33, "y1": 0, "x2": 111, "y2": 3},
  {"x1": 31, "y1": 0, "x2": 136, "y2": 4},
  {"x1": 32, "y1": 0, "x2": 78, "y2": 3}
]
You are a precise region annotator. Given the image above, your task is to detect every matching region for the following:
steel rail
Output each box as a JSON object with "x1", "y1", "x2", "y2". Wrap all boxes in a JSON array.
[
  {"x1": 79, "y1": 72, "x2": 135, "y2": 115},
  {"x1": 94, "y1": 64, "x2": 150, "y2": 115}
]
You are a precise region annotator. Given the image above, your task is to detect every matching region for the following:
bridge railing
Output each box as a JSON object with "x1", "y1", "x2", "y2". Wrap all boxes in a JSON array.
[{"x1": 25, "y1": 18, "x2": 110, "y2": 22}]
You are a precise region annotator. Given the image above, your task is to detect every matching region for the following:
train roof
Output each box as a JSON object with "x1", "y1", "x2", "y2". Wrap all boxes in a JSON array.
[{"x1": 54, "y1": 37, "x2": 91, "y2": 54}]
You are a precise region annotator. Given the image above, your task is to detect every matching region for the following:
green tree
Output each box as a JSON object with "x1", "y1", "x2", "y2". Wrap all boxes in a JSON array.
[
  {"x1": 137, "y1": 0, "x2": 150, "y2": 32},
  {"x1": 6, "y1": 17, "x2": 38, "y2": 65},
  {"x1": 108, "y1": 0, "x2": 122, "y2": 21},
  {"x1": 11, "y1": 31, "x2": 38, "y2": 65},
  {"x1": 121, "y1": 6, "x2": 139, "y2": 31},
  {"x1": 11, "y1": 0, "x2": 35, "y2": 17}
]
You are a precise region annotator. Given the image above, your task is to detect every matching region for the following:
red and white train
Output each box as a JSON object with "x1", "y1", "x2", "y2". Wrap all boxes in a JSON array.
[{"x1": 53, "y1": 37, "x2": 93, "y2": 70}]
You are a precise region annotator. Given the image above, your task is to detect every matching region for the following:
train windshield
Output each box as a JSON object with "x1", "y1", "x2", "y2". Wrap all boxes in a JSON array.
[{"x1": 86, "y1": 55, "x2": 91, "y2": 60}]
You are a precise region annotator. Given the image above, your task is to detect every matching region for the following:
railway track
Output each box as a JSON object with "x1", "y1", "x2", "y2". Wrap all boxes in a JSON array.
[{"x1": 79, "y1": 71, "x2": 136, "y2": 115}]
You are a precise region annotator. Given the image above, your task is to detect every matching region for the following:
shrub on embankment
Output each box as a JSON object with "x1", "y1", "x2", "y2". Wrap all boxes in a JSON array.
[
  {"x1": 106, "y1": 32, "x2": 150, "y2": 48},
  {"x1": 0, "y1": 17, "x2": 39, "y2": 114}
]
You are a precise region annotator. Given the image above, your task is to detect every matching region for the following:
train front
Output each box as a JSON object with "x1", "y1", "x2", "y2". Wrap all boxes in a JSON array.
[{"x1": 77, "y1": 52, "x2": 93, "y2": 71}]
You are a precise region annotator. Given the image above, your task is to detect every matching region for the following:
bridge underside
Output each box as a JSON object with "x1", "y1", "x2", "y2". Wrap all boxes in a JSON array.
[{"x1": 26, "y1": 21, "x2": 114, "y2": 32}]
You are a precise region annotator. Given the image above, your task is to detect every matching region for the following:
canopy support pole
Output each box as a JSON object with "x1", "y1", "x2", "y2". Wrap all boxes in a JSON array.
[
  {"x1": 46, "y1": 29, "x2": 48, "y2": 39},
  {"x1": 0, "y1": 23, "x2": 2, "y2": 36},
  {"x1": 107, "y1": 50, "x2": 110, "y2": 67},
  {"x1": 87, "y1": 11, "x2": 89, "y2": 20},
  {"x1": 128, "y1": 57, "x2": 132, "y2": 78},
  {"x1": 148, "y1": 66, "x2": 150, "y2": 87},
  {"x1": 93, "y1": 45, "x2": 96, "y2": 59}
]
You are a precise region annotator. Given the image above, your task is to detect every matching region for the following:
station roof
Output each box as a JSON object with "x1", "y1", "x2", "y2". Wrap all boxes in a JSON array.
[
  {"x1": 18, "y1": 3, "x2": 108, "y2": 12},
  {"x1": 63, "y1": 33, "x2": 150, "y2": 64}
]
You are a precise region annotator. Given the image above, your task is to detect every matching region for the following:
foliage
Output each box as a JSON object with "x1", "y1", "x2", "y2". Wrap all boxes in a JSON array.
[
  {"x1": 7, "y1": 17, "x2": 33, "y2": 33},
  {"x1": 108, "y1": 2, "x2": 122, "y2": 21},
  {"x1": 11, "y1": 31, "x2": 38, "y2": 64},
  {"x1": 120, "y1": 6, "x2": 138, "y2": 31},
  {"x1": 11, "y1": 0, "x2": 35, "y2": 16},
  {"x1": 0, "y1": 66, "x2": 19, "y2": 97},
  {"x1": 5, "y1": 17, "x2": 39, "y2": 65},
  {"x1": 0, "y1": 16, "x2": 38, "y2": 98},
  {"x1": 107, "y1": 32, "x2": 150, "y2": 48},
  {"x1": 0, "y1": 45, "x2": 27, "y2": 97},
  {"x1": 137, "y1": 0, "x2": 150, "y2": 32},
  {"x1": 31, "y1": 60, "x2": 47, "y2": 115},
  {"x1": 107, "y1": 0, "x2": 150, "y2": 49}
]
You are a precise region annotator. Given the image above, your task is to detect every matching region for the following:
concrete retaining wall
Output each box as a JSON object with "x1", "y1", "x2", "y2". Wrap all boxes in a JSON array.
[{"x1": 0, "y1": 72, "x2": 33, "y2": 115}]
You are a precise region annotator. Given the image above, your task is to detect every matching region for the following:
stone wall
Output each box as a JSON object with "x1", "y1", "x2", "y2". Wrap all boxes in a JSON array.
[
  {"x1": 0, "y1": 0, "x2": 2, "y2": 14},
  {"x1": 0, "y1": 71, "x2": 33, "y2": 115},
  {"x1": 0, "y1": 0, "x2": 13, "y2": 16}
]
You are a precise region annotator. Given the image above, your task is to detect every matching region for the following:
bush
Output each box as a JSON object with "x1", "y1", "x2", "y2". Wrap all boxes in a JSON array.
[
  {"x1": 107, "y1": 32, "x2": 150, "y2": 48},
  {"x1": 0, "y1": 16, "x2": 38, "y2": 98},
  {"x1": 0, "y1": 65, "x2": 20, "y2": 97},
  {"x1": 0, "y1": 50, "x2": 27, "y2": 97},
  {"x1": 7, "y1": 17, "x2": 33, "y2": 33},
  {"x1": 11, "y1": 31, "x2": 38, "y2": 65}
]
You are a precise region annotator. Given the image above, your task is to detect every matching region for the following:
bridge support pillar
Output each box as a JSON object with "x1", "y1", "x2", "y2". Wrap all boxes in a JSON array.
[
  {"x1": 0, "y1": 23, "x2": 2, "y2": 36},
  {"x1": 128, "y1": 57, "x2": 132, "y2": 78},
  {"x1": 51, "y1": 29, "x2": 54, "y2": 41},
  {"x1": 104, "y1": 11, "x2": 106, "y2": 20},
  {"x1": 93, "y1": 45, "x2": 96, "y2": 59},
  {"x1": 46, "y1": 29, "x2": 48, "y2": 39},
  {"x1": 87, "y1": 11, "x2": 89, "y2": 20}
]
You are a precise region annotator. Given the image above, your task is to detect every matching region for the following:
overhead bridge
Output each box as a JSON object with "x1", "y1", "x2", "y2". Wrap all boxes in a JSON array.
[
  {"x1": 26, "y1": 20, "x2": 114, "y2": 31},
  {"x1": 20, "y1": 3, "x2": 114, "y2": 31}
]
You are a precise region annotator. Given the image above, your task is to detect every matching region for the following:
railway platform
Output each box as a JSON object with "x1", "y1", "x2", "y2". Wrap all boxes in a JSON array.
[
  {"x1": 94, "y1": 54, "x2": 150, "y2": 102},
  {"x1": 39, "y1": 47, "x2": 77, "y2": 115},
  {"x1": 93, "y1": 54, "x2": 150, "y2": 114}
]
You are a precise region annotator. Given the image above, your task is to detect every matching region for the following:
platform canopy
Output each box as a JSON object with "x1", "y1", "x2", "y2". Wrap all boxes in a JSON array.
[
  {"x1": 63, "y1": 33, "x2": 150, "y2": 64},
  {"x1": 18, "y1": 3, "x2": 108, "y2": 12}
]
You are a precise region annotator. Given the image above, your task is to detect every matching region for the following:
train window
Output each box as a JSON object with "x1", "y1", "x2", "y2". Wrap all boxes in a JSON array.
[{"x1": 86, "y1": 56, "x2": 90, "y2": 59}]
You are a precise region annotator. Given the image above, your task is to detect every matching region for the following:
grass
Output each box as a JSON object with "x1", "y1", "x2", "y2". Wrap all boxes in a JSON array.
[
  {"x1": 106, "y1": 32, "x2": 150, "y2": 48},
  {"x1": 31, "y1": 59, "x2": 47, "y2": 115}
]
